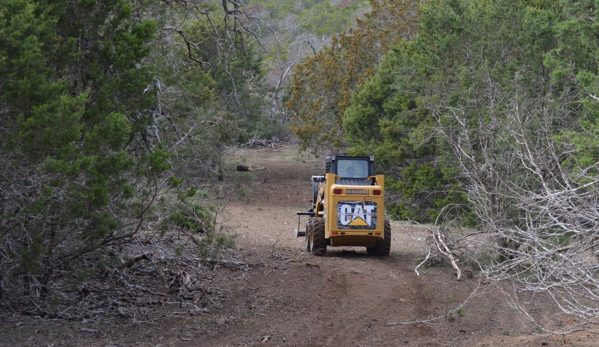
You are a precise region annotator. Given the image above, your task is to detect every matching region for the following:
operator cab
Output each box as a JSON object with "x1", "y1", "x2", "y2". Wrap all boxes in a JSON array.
[{"x1": 326, "y1": 155, "x2": 375, "y2": 185}]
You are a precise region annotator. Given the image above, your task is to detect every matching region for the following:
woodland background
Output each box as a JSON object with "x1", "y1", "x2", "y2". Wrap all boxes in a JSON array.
[{"x1": 3, "y1": 0, "x2": 599, "y2": 331}]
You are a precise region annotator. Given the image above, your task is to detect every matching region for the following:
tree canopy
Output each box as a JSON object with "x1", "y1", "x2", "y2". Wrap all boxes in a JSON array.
[
  {"x1": 286, "y1": 0, "x2": 421, "y2": 153},
  {"x1": 1, "y1": 0, "x2": 163, "y2": 281},
  {"x1": 0, "y1": 0, "x2": 373, "y2": 301}
]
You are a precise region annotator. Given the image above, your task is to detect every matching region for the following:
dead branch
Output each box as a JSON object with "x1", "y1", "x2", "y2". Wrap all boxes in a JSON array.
[
  {"x1": 431, "y1": 228, "x2": 462, "y2": 281},
  {"x1": 171, "y1": 28, "x2": 210, "y2": 69},
  {"x1": 243, "y1": 138, "x2": 281, "y2": 148},
  {"x1": 236, "y1": 165, "x2": 252, "y2": 172},
  {"x1": 427, "y1": 68, "x2": 599, "y2": 329},
  {"x1": 125, "y1": 253, "x2": 151, "y2": 268}
]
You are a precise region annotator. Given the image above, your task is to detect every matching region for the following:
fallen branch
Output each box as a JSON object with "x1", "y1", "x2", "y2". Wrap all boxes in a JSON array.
[
  {"x1": 125, "y1": 253, "x2": 151, "y2": 268},
  {"x1": 236, "y1": 165, "x2": 252, "y2": 171},
  {"x1": 243, "y1": 138, "x2": 281, "y2": 148},
  {"x1": 432, "y1": 228, "x2": 462, "y2": 281},
  {"x1": 414, "y1": 252, "x2": 432, "y2": 277}
]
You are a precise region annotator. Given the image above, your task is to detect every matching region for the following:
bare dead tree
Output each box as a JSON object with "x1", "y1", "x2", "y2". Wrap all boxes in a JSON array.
[
  {"x1": 262, "y1": 22, "x2": 329, "y2": 124},
  {"x1": 145, "y1": 0, "x2": 272, "y2": 187},
  {"x1": 427, "y1": 70, "x2": 599, "y2": 331}
]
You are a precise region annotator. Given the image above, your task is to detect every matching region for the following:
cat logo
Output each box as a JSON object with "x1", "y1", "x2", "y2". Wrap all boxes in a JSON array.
[{"x1": 337, "y1": 201, "x2": 377, "y2": 229}]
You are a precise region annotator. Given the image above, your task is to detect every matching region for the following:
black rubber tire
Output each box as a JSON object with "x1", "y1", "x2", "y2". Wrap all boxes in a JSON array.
[
  {"x1": 367, "y1": 220, "x2": 391, "y2": 256},
  {"x1": 310, "y1": 218, "x2": 327, "y2": 256},
  {"x1": 305, "y1": 218, "x2": 315, "y2": 252}
]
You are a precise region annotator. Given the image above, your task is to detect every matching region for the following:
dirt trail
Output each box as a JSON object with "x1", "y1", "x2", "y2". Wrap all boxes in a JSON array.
[
  {"x1": 209, "y1": 145, "x2": 591, "y2": 347},
  {"x1": 1, "y1": 145, "x2": 595, "y2": 347}
]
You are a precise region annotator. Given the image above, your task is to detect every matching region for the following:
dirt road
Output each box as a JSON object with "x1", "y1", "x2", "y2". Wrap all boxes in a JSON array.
[
  {"x1": 208, "y1": 145, "x2": 591, "y2": 347},
  {"x1": 1, "y1": 144, "x2": 595, "y2": 347}
]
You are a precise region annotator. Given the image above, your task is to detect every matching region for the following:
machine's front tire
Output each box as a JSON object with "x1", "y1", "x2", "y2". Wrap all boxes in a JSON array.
[
  {"x1": 310, "y1": 218, "x2": 327, "y2": 256},
  {"x1": 367, "y1": 220, "x2": 391, "y2": 256}
]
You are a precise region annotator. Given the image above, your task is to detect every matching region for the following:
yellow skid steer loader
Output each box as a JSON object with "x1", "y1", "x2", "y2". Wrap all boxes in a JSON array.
[{"x1": 295, "y1": 156, "x2": 391, "y2": 256}]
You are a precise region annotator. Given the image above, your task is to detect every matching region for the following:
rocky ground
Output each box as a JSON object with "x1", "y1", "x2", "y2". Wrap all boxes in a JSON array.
[{"x1": 1, "y1": 144, "x2": 597, "y2": 346}]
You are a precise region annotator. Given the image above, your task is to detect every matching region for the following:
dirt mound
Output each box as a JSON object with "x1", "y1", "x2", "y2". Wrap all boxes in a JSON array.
[{"x1": 1, "y1": 144, "x2": 595, "y2": 346}]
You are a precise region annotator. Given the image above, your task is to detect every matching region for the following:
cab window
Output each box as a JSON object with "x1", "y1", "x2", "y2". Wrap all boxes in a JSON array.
[{"x1": 338, "y1": 160, "x2": 368, "y2": 178}]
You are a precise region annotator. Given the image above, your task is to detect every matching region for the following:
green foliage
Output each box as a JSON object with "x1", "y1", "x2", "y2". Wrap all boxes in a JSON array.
[
  {"x1": 157, "y1": 189, "x2": 235, "y2": 261},
  {"x1": 0, "y1": 0, "x2": 167, "y2": 289},
  {"x1": 197, "y1": 229, "x2": 237, "y2": 260},
  {"x1": 287, "y1": 0, "x2": 421, "y2": 153},
  {"x1": 0, "y1": 0, "x2": 376, "y2": 300},
  {"x1": 181, "y1": 14, "x2": 267, "y2": 140},
  {"x1": 146, "y1": 4, "x2": 268, "y2": 188},
  {"x1": 344, "y1": 46, "x2": 467, "y2": 222},
  {"x1": 341, "y1": 0, "x2": 572, "y2": 224},
  {"x1": 558, "y1": 123, "x2": 599, "y2": 181},
  {"x1": 167, "y1": 202, "x2": 215, "y2": 235},
  {"x1": 545, "y1": 0, "x2": 599, "y2": 182}
]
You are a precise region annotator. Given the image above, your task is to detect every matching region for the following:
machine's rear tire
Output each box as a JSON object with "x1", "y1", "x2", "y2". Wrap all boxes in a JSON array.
[
  {"x1": 367, "y1": 220, "x2": 391, "y2": 256},
  {"x1": 310, "y1": 218, "x2": 327, "y2": 256}
]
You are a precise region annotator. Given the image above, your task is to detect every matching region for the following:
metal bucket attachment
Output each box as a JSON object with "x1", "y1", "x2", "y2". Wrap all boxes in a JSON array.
[{"x1": 294, "y1": 211, "x2": 314, "y2": 238}]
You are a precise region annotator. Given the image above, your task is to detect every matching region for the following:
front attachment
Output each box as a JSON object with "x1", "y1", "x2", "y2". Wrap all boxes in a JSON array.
[{"x1": 294, "y1": 210, "x2": 314, "y2": 238}]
